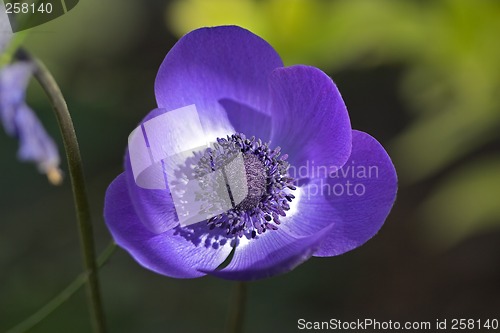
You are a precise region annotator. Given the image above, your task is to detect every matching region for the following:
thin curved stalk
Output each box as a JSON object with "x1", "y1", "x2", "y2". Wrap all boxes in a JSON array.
[{"x1": 17, "y1": 49, "x2": 107, "y2": 333}]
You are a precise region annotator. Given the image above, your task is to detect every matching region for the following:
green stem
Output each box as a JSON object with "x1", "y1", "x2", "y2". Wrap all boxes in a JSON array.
[
  {"x1": 226, "y1": 282, "x2": 247, "y2": 333},
  {"x1": 6, "y1": 242, "x2": 117, "y2": 333},
  {"x1": 19, "y1": 49, "x2": 107, "y2": 333}
]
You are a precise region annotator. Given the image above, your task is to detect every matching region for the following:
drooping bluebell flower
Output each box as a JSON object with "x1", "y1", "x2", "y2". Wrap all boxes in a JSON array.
[
  {"x1": 0, "y1": 62, "x2": 62, "y2": 184},
  {"x1": 104, "y1": 26, "x2": 397, "y2": 280}
]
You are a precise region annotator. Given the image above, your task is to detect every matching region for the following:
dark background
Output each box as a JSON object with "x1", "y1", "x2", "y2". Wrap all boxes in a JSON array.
[{"x1": 1, "y1": 0, "x2": 499, "y2": 332}]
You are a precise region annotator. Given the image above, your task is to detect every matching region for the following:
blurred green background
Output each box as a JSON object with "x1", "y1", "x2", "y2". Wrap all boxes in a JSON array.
[{"x1": 1, "y1": 0, "x2": 500, "y2": 332}]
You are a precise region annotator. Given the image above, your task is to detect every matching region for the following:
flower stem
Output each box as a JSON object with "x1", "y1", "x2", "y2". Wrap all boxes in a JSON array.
[
  {"x1": 226, "y1": 282, "x2": 247, "y2": 333},
  {"x1": 18, "y1": 49, "x2": 107, "y2": 333},
  {"x1": 6, "y1": 242, "x2": 117, "y2": 333}
]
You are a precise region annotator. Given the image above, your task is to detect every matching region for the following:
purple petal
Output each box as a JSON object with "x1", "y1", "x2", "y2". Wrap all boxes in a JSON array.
[
  {"x1": 281, "y1": 130, "x2": 397, "y2": 257},
  {"x1": 202, "y1": 225, "x2": 332, "y2": 281},
  {"x1": 314, "y1": 130, "x2": 397, "y2": 256},
  {"x1": 0, "y1": 62, "x2": 33, "y2": 135},
  {"x1": 268, "y1": 65, "x2": 352, "y2": 174},
  {"x1": 104, "y1": 173, "x2": 233, "y2": 278},
  {"x1": 278, "y1": 178, "x2": 339, "y2": 237},
  {"x1": 219, "y1": 98, "x2": 271, "y2": 141},
  {"x1": 14, "y1": 103, "x2": 60, "y2": 172},
  {"x1": 122, "y1": 108, "x2": 189, "y2": 233},
  {"x1": 155, "y1": 26, "x2": 283, "y2": 140},
  {"x1": 0, "y1": 63, "x2": 60, "y2": 174},
  {"x1": 123, "y1": 154, "x2": 179, "y2": 233}
]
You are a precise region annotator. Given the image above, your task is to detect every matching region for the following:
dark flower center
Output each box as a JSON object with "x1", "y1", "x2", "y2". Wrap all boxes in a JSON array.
[{"x1": 194, "y1": 133, "x2": 296, "y2": 238}]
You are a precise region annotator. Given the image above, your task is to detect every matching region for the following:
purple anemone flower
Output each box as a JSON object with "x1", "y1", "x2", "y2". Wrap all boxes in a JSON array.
[
  {"x1": 0, "y1": 62, "x2": 62, "y2": 184},
  {"x1": 104, "y1": 26, "x2": 397, "y2": 280}
]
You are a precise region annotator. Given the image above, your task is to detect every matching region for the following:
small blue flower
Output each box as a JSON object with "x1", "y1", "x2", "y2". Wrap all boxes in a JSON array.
[
  {"x1": 104, "y1": 26, "x2": 398, "y2": 280},
  {"x1": 0, "y1": 62, "x2": 62, "y2": 184}
]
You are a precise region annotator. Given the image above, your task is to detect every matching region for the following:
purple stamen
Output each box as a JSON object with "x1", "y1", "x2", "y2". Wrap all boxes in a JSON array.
[{"x1": 195, "y1": 133, "x2": 296, "y2": 238}]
